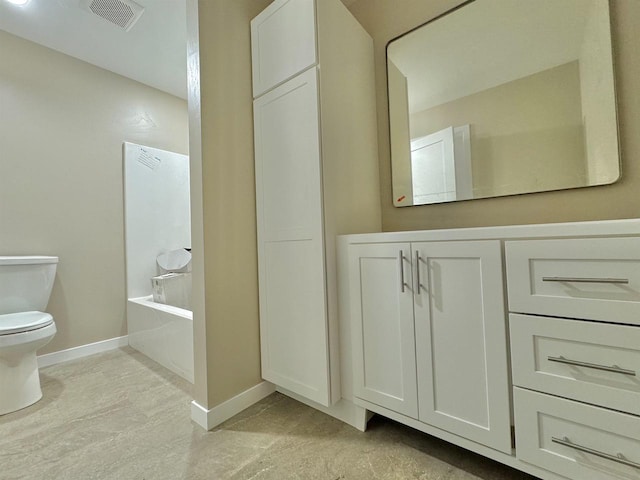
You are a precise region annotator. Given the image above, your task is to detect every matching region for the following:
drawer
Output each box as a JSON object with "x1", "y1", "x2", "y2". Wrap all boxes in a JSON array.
[
  {"x1": 514, "y1": 388, "x2": 640, "y2": 480},
  {"x1": 510, "y1": 314, "x2": 640, "y2": 416},
  {"x1": 506, "y1": 237, "x2": 640, "y2": 325}
]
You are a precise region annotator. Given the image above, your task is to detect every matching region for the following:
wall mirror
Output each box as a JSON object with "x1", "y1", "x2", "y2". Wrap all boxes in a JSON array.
[{"x1": 388, "y1": 0, "x2": 620, "y2": 207}]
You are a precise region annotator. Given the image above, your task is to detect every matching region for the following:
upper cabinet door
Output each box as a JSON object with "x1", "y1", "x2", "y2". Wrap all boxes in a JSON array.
[
  {"x1": 251, "y1": 0, "x2": 317, "y2": 98},
  {"x1": 413, "y1": 240, "x2": 512, "y2": 454}
]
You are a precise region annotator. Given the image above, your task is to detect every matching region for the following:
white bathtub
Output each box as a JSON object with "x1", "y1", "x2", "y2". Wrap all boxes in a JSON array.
[{"x1": 127, "y1": 296, "x2": 194, "y2": 383}]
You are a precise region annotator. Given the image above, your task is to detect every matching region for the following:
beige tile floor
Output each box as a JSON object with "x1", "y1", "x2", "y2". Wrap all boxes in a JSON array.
[{"x1": 0, "y1": 347, "x2": 538, "y2": 480}]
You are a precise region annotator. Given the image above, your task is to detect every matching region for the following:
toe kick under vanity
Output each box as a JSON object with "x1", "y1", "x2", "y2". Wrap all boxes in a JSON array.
[{"x1": 340, "y1": 220, "x2": 640, "y2": 480}]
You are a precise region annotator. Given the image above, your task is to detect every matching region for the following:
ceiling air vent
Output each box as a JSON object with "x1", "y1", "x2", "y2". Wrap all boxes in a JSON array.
[{"x1": 86, "y1": 0, "x2": 145, "y2": 31}]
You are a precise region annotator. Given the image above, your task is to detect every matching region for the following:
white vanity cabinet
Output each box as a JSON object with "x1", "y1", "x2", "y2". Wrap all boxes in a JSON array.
[
  {"x1": 251, "y1": 0, "x2": 380, "y2": 407},
  {"x1": 349, "y1": 240, "x2": 512, "y2": 454},
  {"x1": 340, "y1": 220, "x2": 640, "y2": 480}
]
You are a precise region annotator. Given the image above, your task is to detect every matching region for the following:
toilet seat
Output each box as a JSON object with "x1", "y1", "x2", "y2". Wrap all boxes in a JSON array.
[{"x1": 0, "y1": 311, "x2": 54, "y2": 336}]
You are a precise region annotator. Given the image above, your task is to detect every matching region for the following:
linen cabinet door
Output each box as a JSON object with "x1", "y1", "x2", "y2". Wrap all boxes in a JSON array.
[
  {"x1": 349, "y1": 243, "x2": 418, "y2": 418},
  {"x1": 413, "y1": 241, "x2": 512, "y2": 453},
  {"x1": 253, "y1": 68, "x2": 331, "y2": 406},
  {"x1": 251, "y1": 0, "x2": 317, "y2": 97}
]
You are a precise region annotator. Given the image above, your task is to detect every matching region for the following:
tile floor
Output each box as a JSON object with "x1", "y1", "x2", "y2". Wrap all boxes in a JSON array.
[{"x1": 0, "y1": 348, "x2": 538, "y2": 479}]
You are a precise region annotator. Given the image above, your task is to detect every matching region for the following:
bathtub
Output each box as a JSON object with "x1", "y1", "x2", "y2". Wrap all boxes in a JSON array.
[{"x1": 127, "y1": 296, "x2": 194, "y2": 383}]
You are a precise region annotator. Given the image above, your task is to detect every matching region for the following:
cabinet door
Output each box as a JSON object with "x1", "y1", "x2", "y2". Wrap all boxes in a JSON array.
[
  {"x1": 413, "y1": 241, "x2": 512, "y2": 453},
  {"x1": 349, "y1": 243, "x2": 418, "y2": 418},
  {"x1": 254, "y1": 68, "x2": 331, "y2": 405},
  {"x1": 251, "y1": 0, "x2": 317, "y2": 97}
]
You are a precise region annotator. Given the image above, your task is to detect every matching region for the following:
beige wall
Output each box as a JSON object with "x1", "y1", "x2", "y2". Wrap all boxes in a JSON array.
[
  {"x1": 349, "y1": 0, "x2": 640, "y2": 231},
  {"x1": 409, "y1": 62, "x2": 586, "y2": 198},
  {"x1": 0, "y1": 31, "x2": 189, "y2": 354},
  {"x1": 190, "y1": 0, "x2": 271, "y2": 409}
]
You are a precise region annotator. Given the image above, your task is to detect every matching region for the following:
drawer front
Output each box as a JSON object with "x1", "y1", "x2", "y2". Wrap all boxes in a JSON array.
[
  {"x1": 506, "y1": 237, "x2": 640, "y2": 325},
  {"x1": 514, "y1": 388, "x2": 640, "y2": 480},
  {"x1": 510, "y1": 314, "x2": 640, "y2": 416}
]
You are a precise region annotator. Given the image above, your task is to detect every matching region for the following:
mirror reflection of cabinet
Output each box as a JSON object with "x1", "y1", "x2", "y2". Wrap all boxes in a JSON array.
[
  {"x1": 388, "y1": 0, "x2": 620, "y2": 207},
  {"x1": 408, "y1": 125, "x2": 472, "y2": 204}
]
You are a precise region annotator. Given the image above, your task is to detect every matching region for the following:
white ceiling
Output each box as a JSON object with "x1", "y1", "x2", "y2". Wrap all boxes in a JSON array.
[
  {"x1": 0, "y1": 0, "x2": 188, "y2": 99},
  {"x1": 0, "y1": 0, "x2": 360, "y2": 101}
]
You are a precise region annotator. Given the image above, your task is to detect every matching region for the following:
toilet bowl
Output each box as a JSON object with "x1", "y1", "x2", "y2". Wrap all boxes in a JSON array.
[{"x1": 0, "y1": 256, "x2": 58, "y2": 415}]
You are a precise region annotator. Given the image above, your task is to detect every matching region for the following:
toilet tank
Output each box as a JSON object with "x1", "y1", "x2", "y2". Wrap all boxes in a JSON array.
[{"x1": 0, "y1": 256, "x2": 58, "y2": 315}]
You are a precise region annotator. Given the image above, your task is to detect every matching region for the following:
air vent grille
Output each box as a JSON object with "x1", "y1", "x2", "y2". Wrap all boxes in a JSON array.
[{"x1": 88, "y1": 0, "x2": 145, "y2": 31}]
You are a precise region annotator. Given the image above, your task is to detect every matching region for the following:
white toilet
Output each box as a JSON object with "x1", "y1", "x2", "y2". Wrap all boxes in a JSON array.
[{"x1": 0, "y1": 256, "x2": 58, "y2": 415}]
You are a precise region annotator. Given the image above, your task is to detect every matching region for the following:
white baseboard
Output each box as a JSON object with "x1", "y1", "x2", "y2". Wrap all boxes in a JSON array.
[
  {"x1": 191, "y1": 381, "x2": 276, "y2": 431},
  {"x1": 38, "y1": 335, "x2": 129, "y2": 368},
  {"x1": 276, "y1": 386, "x2": 371, "y2": 432}
]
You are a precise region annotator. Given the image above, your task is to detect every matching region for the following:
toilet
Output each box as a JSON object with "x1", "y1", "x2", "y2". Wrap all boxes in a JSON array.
[
  {"x1": 0, "y1": 256, "x2": 58, "y2": 415},
  {"x1": 152, "y1": 249, "x2": 192, "y2": 310}
]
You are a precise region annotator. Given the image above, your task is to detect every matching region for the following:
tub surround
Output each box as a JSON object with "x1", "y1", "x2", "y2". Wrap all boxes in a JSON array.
[
  {"x1": 123, "y1": 142, "x2": 191, "y2": 301},
  {"x1": 123, "y1": 142, "x2": 194, "y2": 382}
]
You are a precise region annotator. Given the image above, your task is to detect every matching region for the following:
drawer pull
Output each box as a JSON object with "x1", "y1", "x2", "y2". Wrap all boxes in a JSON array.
[
  {"x1": 542, "y1": 276, "x2": 629, "y2": 284},
  {"x1": 548, "y1": 355, "x2": 636, "y2": 376},
  {"x1": 552, "y1": 436, "x2": 640, "y2": 470}
]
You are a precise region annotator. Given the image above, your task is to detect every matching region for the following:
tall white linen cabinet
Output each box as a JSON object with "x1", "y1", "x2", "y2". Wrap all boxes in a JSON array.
[{"x1": 251, "y1": 0, "x2": 380, "y2": 406}]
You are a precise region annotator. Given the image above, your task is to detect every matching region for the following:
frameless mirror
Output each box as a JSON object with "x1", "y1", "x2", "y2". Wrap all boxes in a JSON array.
[{"x1": 388, "y1": 0, "x2": 620, "y2": 207}]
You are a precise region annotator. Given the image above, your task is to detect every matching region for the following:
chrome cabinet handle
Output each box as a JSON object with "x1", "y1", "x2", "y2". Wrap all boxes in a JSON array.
[
  {"x1": 548, "y1": 355, "x2": 636, "y2": 376},
  {"x1": 399, "y1": 250, "x2": 406, "y2": 293},
  {"x1": 542, "y1": 276, "x2": 629, "y2": 284},
  {"x1": 552, "y1": 437, "x2": 640, "y2": 470},
  {"x1": 415, "y1": 250, "x2": 421, "y2": 293}
]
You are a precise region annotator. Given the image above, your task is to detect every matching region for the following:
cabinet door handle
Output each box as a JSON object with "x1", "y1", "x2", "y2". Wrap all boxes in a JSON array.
[
  {"x1": 548, "y1": 355, "x2": 636, "y2": 376},
  {"x1": 552, "y1": 437, "x2": 640, "y2": 470},
  {"x1": 399, "y1": 250, "x2": 406, "y2": 293},
  {"x1": 542, "y1": 276, "x2": 629, "y2": 284},
  {"x1": 415, "y1": 250, "x2": 422, "y2": 293}
]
